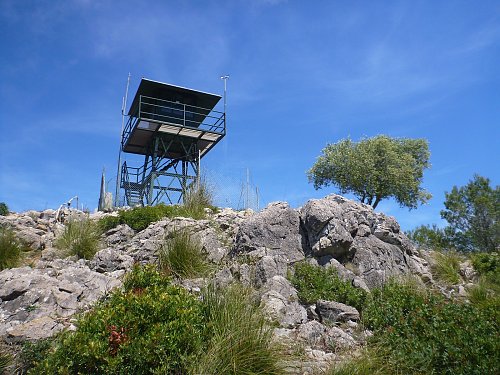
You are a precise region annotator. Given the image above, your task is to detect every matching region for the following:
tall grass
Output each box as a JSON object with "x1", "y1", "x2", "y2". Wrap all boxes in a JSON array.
[
  {"x1": 158, "y1": 228, "x2": 210, "y2": 278},
  {"x1": 0, "y1": 227, "x2": 23, "y2": 270},
  {"x1": 191, "y1": 283, "x2": 284, "y2": 375},
  {"x1": 431, "y1": 251, "x2": 462, "y2": 285},
  {"x1": 183, "y1": 177, "x2": 215, "y2": 220},
  {"x1": 55, "y1": 217, "x2": 102, "y2": 259}
]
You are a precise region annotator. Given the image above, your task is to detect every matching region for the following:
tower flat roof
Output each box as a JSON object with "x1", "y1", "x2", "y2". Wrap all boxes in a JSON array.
[{"x1": 128, "y1": 78, "x2": 222, "y2": 116}]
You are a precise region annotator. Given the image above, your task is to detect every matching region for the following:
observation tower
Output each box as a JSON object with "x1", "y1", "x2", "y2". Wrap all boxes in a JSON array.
[{"x1": 116, "y1": 78, "x2": 225, "y2": 206}]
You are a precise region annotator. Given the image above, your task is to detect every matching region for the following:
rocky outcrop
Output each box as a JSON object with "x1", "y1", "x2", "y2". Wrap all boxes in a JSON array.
[
  {"x1": 0, "y1": 193, "x2": 435, "y2": 374},
  {"x1": 0, "y1": 259, "x2": 121, "y2": 342}
]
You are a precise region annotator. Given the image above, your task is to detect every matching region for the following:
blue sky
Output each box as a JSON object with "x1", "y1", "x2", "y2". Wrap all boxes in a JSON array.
[{"x1": 0, "y1": 0, "x2": 499, "y2": 231}]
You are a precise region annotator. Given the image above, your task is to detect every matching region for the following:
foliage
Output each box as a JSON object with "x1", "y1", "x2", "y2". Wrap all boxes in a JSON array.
[
  {"x1": 55, "y1": 217, "x2": 102, "y2": 259},
  {"x1": 307, "y1": 135, "x2": 431, "y2": 209},
  {"x1": 406, "y1": 224, "x2": 450, "y2": 250},
  {"x1": 191, "y1": 283, "x2": 283, "y2": 375},
  {"x1": 0, "y1": 227, "x2": 23, "y2": 270},
  {"x1": 289, "y1": 261, "x2": 367, "y2": 311},
  {"x1": 353, "y1": 279, "x2": 500, "y2": 375},
  {"x1": 30, "y1": 265, "x2": 205, "y2": 374},
  {"x1": 17, "y1": 339, "x2": 53, "y2": 374},
  {"x1": 430, "y1": 251, "x2": 462, "y2": 285},
  {"x1": 158, "y1": 228, "x2": 210, "y2": 278},
  {"x1": 441, "y1": 174, "x2": 499, "y2": 252},
  {"x1": 470, "y1": 251, "x2": 499, "y2": 278},
  {"x1": 0, "y1": 202, "x2": 8, "y2": 216}
]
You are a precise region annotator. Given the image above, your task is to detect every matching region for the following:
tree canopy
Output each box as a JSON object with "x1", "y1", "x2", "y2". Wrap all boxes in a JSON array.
[
  {"x1": 307, "y1": 135, "x2": 431, "y2": 209},
  {"x1": 441, "y1": 174, "x2": 499, "y2": 252}
]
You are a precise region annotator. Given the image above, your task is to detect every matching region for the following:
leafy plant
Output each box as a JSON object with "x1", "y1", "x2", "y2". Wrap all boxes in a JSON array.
[
  {"x1": 0, "y1": 202, "x2": 8, "y2": 216},
  {"x1": 158, "y1": 228, "x2": 210, "y2": 278},
  {"x1": 356, "y1": 278, "x2": 500, "y2": 375},
  {"x1": 29, "y1": 265, "x2": 205, "y2": 374},
  {"x1": 55, "y1": 217, "x2": 102, "y2": 259},
  {"x1": 470, "y1": 251, "x2": 499, "y2": 278},
  {"x1": 430, "y1": 251, "x2": 462, "y2": 285},
  {"x1": 0, "y1": 227, "x2": 23, "y2": 270},
  {"x1": 191, "y1": 283, "x2": 283, "y2": 375},
  {"x1": 17, "y1": 339, "x2": 53, "y2": 374},
  {"x1": 289, "y1": 261, "x2": 367, "y2": 311}
]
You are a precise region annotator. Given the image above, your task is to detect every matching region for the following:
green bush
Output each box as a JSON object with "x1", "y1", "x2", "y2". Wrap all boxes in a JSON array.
[
  {"x1": 406, "y1": 224, "x2": 450, "y2": 250},
  {"x1": 430, "y1": 251, "x2": 462, "y2": 285},
  {"x1": 192, "y1": 283, "x2": 283, "y2": 375},
  {"x1": 55, "y1": 217, "x2": 102, "y2": 259},
  {"x1": 0, "y1": 202, "x2": 8, "y2": 216},
  {"x1": 17, "y1": 339, "x2": 53, "y2": 374},
  {"x1": 471, "y1": 251, "x2": 499, "y2": 278},
  {"x1": 289, "y1": 261, "x2": 367, "y2": 311},
  {"x1": 353, "y1": 279, "x2": 500, "y2": 375},
  {"x1": 0, "y1": 227, "x2": 23, "y2": 270},
  {"x1": 158, "y1": 228, "x2": 210, "y2": 279},
  {"x1": 30, "y1": 265, "x2": 205, "y2": 374}
]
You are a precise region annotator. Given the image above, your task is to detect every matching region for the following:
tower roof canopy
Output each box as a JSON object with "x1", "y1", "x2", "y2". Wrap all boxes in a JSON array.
[{"x1": 128, "y1": 78, "x2": 221, "y2": 116}]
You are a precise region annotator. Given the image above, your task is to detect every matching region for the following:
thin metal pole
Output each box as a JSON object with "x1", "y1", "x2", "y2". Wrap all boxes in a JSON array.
[
  {"x1": 114, "y1": 73, "x2": 131, "y2": 207},
  {"x1": 220, "y1": 75, "x2": 229, "y2": 125}
]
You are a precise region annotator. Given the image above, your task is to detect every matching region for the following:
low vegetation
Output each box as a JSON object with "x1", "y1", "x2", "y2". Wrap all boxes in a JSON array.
[
  {"x1": 55, "y1": 217, "x2": 102, "y2": 259},
  {"x1": 0, "y1": 202, "x2": 8, "y2": 216},
  {"x1": 330, "y1": 278, "x2": 500, "y2": 375},
  {"x1": 0, "y1": 227, "x2": 24, "y2": 270},
  {"x1": 158, "y1": 228, "x2": 211, "y2": 278},
  {"x1": 289, "y1": 261, "x2": 367, "y2": 311},
  {"x1": 25, "y1": 265, "x2": 284, "y2": 374},
  {"x1": 0, "y1": 350, "x2": 12, "y2": 374}
]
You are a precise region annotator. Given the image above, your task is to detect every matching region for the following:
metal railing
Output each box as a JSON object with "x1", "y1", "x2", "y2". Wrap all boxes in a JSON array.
[{"x1": 121, "y1": 95, "x2": 225, "y2": 149}]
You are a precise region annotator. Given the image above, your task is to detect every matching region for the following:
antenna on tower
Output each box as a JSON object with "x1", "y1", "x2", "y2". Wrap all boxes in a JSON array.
[{"x1": 114, "y1": 73, "x2": 131, "y2": 207}]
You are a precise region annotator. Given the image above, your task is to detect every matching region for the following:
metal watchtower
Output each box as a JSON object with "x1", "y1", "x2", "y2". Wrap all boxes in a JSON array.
[{"x1": 116, "y1": 78, "x2": 225, "y2": 206}]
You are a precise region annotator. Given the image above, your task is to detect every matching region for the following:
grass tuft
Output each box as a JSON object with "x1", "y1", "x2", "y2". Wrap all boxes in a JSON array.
[
  {"x1": 191, "y1": 283, "x2": 283, "y2": 375},
  {"x1": 430, "y1": 251, "x2": 462, "y2": 285},
  {"x1": 55, "y1": 217, "x2": 102, "y2": 259},
  {"x1": 158, "y1": 228, "x2": 210, "y2": 278}
]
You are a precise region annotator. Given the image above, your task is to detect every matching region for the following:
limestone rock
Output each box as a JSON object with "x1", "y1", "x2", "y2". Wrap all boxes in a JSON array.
[
  {"x1": 316, "y1": 300, "x2": 360, "y2": 324},
  {"x1": 234, "y1": 202, "x2": 305, "y2": 263}
]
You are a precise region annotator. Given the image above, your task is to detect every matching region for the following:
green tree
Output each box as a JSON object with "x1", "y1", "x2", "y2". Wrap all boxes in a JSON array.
[
  {"x1": 307, "y1": 135, "x2": 431, "y2": 209},
  {"x1": 441, "y1": 174, "x2": 499, "y2": 252},
  {"x1": 406, "y1": 224, "x2": 450, "y2": 250}
]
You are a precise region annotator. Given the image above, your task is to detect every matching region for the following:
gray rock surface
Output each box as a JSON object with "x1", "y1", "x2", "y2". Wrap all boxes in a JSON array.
[
  {"x1": 316, "y1": 300, "x2": 360, "y2": 324},
  {"x1": 234, "y1": 202, "x2": 305, "y2": 263}
]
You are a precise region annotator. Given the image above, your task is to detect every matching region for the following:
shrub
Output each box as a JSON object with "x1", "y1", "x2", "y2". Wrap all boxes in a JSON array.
[
  {"x1": 0, "y1": 227, "x2": 23, "y2": 270},
  {"x1": 55, "y1": 217, "x2": 102, "y2": 259},
  {"x1": 17, "y1": 339, "x2": 53, "y2": 374},
  {"x1": 430, "y1": 251, "x2": 462, "y2": 285},
  {"x1": 289, "y1": 261, "x2": 367, "y2": 311},
  {"x1": 471, "y1": 251, "x2": 499, "y2": 278},
  {"x1": 191, "y1": 283, "x2": 283, "y2": 375},
  {"x1": 30, "y1": 265, "x2": 205, "y2": 374},
  {"x1": 356, "y1": 279, "x2": 500, "y2": 375},
  {"x1": 0, "y1": 202, "x2": 8, "y2": 216},
  {"x1": 158, "y1": 228, "x2": 210, "y2": 278}
]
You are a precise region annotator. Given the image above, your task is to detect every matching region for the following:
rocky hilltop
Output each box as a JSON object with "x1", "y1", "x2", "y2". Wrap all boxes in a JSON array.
[{"x1": 1, "y1": 194, "x2": 450, "y2": 372}]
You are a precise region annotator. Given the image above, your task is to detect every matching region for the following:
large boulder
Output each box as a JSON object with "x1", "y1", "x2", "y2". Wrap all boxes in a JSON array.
[
  {"x1": 300, "y1": 194, "x2": 422, "y2": 289},
  {"x1": 233, "y1": 202, "x2": 305, "y2": 263}
]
